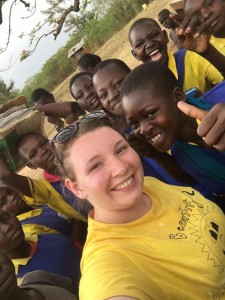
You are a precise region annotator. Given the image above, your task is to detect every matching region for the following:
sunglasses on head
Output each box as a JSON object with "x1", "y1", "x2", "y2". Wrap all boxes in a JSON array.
[
  {"x1": 51, "y1": 110, "x2": 109, "y2": 144},
  {"x1": 49, "y1": 110, "x2": 109, "y2": 168}
]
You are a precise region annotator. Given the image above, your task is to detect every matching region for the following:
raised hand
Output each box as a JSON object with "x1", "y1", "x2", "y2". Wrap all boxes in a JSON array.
[
  {"x1": 170, "y1": 13, "x2": 211, "y2": 53},
  {"x1": 178, "y1": 101, "x2": 225, "y2": 151}
]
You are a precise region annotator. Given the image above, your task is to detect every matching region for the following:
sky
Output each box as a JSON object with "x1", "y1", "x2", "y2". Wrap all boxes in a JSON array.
[{"x1": 0, "y1": 0, "x2": 71, "y2": 89}]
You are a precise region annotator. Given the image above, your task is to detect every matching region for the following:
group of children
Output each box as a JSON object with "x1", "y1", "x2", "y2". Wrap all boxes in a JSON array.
[{"x1": 1, "y1": 0, "x2": 225, "y2": 299}]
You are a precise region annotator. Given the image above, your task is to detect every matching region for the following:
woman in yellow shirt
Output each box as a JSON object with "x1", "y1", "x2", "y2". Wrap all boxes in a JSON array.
[{"x1": 56, "y1": 116, "x2": 225, "y2": 300}]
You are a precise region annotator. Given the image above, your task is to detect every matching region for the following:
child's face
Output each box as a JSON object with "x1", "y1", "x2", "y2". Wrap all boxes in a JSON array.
[
  {"x1": 0, "y1": 211, "x2": 24, "y2": 253},
  {"x1": 93, "y1": 64, "x2": 128, "y2": 116},
  {"x1": 129, "y1": 22, "x2": 169, "y2": 64},
  {"x1": 18, "y1": 133, "x2": 55, "y2": 172},
  {"x1": 185, "y1": 0, "x2": 225, "y2": 36},
  {"x1": 71, "y1": 75, "x2": 103, "y2": 112},
  {"x1": 122, "y1": 86, "x2": 183, "y2": 152},
  {"x1": 158, "y1": 15, "x2": 175, "y2": 29},
  {"x1": 0, "y1": 187, "x2": 29, "y2": 216}
]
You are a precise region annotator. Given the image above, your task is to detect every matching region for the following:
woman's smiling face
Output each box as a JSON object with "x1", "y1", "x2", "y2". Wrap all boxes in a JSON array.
[{"x1": 65, "y1": 126, "x2": 144, "y2": 215}]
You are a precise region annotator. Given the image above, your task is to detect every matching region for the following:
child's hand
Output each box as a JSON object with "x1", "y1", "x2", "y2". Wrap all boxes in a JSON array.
[
  {"x1": 170, "y1": 13, "x2": 211, "y2": 53},
  {"x1": 0, "y1": 252, "x2": 16, "y2": 298},
  {"x1": 177, "y1": 101, "x2": 225, "y2": 151},
  {"x1": 126, "y1": 132, "x2": 159, "y2": 158}
]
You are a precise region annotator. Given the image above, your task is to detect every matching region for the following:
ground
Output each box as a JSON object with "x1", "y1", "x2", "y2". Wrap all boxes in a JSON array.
[{"x1": 19, "y1": 0, "x2": 175, "y2": 179}]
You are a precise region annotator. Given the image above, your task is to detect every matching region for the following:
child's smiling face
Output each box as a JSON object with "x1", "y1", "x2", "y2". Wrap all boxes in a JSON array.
[
  {"x1": 122, "y1": 86, "x2": 184, "y2": 152},
  {"x1": 185, "y1": 0, "x2": 225, "y2": 37},
  {"x1": 93, "y1": 64, "x2": 129, "y2": 116},
  {"x1": 129, "y1": 21, "x2": 169, "y2": 64}
]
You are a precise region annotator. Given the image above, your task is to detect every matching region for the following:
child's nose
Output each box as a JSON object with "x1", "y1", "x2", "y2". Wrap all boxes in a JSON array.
[
  {"x1": 108, "y1": 89, "x2": 118, "y2": 102},
  {"x1": 139, "y1": 119, "x2": 153, "y2": 136},
  {"x1": 145, "y1": 37, "x2": 154, "y2": 48}
]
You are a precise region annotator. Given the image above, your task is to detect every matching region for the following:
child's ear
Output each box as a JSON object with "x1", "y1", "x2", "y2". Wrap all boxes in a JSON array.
[
  {"x1": 162, "y1": 30, "x2": 169, "y2": 44},
  {"x1": 65, "y1": 178, "x2": 87, "y2": 199},
  {"x1": 173, "y1": 87, "x2": 186, "y2": 103},
  {"x1": 26, "y1": 163, "x2": 37, "y2": 170},
  {"x1": 131, "y1": 49, "x2": 140, "y2": 61}
]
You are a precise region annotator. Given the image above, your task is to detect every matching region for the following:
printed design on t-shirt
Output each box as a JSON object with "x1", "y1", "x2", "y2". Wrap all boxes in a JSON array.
[{"x1": 176, "y1": 190, "x2": 225, "y2": 273}]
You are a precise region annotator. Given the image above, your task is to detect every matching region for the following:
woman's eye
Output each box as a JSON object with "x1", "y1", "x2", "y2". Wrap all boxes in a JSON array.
[
  {"x1": 90, "y1": 163, "x2": 102, "y2": 172},
  {"x1": 117, "y1": 145, "x2": 128, "y2": 154}
]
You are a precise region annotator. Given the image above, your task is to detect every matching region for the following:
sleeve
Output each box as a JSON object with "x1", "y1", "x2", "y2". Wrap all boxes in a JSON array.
[
  {"x1": 205, "y1": 60, "x2": 224, "y2": 86},
  {"x1": 22, "y1": 178, "x2": 50, "y2": 206}
]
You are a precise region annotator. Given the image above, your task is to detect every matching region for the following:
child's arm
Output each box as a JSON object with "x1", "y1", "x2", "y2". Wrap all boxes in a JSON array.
[
  {"x1": 178, "y1": 102, "x2": 225, "y2": 151},
  {"x1": 34, "y1": 102, "x2": 84, "y2": 121},
  {"x1": 0, "y1": 156, "x2": 32, "y2": 197}
]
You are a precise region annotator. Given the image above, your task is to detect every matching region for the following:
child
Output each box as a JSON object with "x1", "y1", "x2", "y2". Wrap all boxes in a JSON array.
[
  {"x1": 183, "y1": 0, "x2": 225, "y2": 55},
  {"x1": 31, "y1": 88, "x2": 84, "y2": 130},
  {"x1": 92, "y1": 59, "x2": 225, "y2": 197},
  {"x1": 128, "y1": 17, "x2": 224, "y2": 92},
  {"x1": 93, "y1": 59, "x2": 131, "y2": 117},
  {"x1": 77, "y1": 53, "x2": 102, "y2": 73},
  {"x1": 60, "y1": 116, "x2": 225, "y2": 300},
  {"x1": 120, "y1": 61, "x2": 225, "y2": 207},
  {"x1": 158, "y1": 8, "x2": 181, "y2": 50},
  {"x1": 0, "y1": 253, "x2": 77, "y2": 300},
  {"x1": 0, "y1": 185, "x2": 84, "y2": 239},
  {"x1": 92, "y1": 59, "x2": 205, "y2": 188},
  {"x1": 0, "y1": 210, "x2": 81, "y2": 287},
  {"x1": 0, "y1": 132, "x2": 91, "y2": 221},
  {"x1": 69, "y1": 72, "x2": 103, "y2": 112}
]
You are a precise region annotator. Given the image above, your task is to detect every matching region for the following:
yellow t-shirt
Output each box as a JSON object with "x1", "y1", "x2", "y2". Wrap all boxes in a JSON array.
[
  {"x1": 210, "y1": 36, "x2": 225, "y2": 56},
  {"x1": 168, "y1": 50, "x2": 224, "y2": 93},
  {"x1": 23, "y1": 178, "x2": 87, "y2": 222},
  {"x1": 80, "y1": 177, "x2": 225, "y2": 300}
]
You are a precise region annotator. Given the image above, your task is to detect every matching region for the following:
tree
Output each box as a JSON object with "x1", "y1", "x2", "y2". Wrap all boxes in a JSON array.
[
  {"x1": 0, "y1": 78, "x2": 19, "y2": 104},
  {"x1": 0, "y1": 0, "x2": 82, "y2": 60}
]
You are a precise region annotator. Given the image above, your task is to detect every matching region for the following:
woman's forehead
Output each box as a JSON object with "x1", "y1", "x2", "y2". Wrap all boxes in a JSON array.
[{"x1": 70, "y1": 127, "x2": 122, "y2": 156}]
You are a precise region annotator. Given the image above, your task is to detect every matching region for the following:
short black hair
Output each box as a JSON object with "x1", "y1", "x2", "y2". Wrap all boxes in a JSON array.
[
  {"x1": 128, "y1": 18, "x2": 161, "y2": 44},
  {"x1": 77, "y1": 53, "x2": 102, "y2": 71},
  {"x1": 69, "y1": 72, "x2": 92, "y2": 99},
  {"x1": 158, "y1": 9, "x2": 171, "y2": 21},
  {"x1": 121, "y1": 61, "x2": 180, "y2": 99},
  {"x1": 93, "y1": 58, "x2": 131, "y2": 77},
  {"x1": 31, "y1": 88, "x2": 52, "y2": 104}
]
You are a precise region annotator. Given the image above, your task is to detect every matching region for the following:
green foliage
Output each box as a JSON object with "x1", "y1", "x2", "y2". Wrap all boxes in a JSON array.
[
  {"x1": 21, "y1": 0, "x2": 144, "y2": 99},
  {"x1": 0, "y1": 78, "x2": 20, "y2": 105}
]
